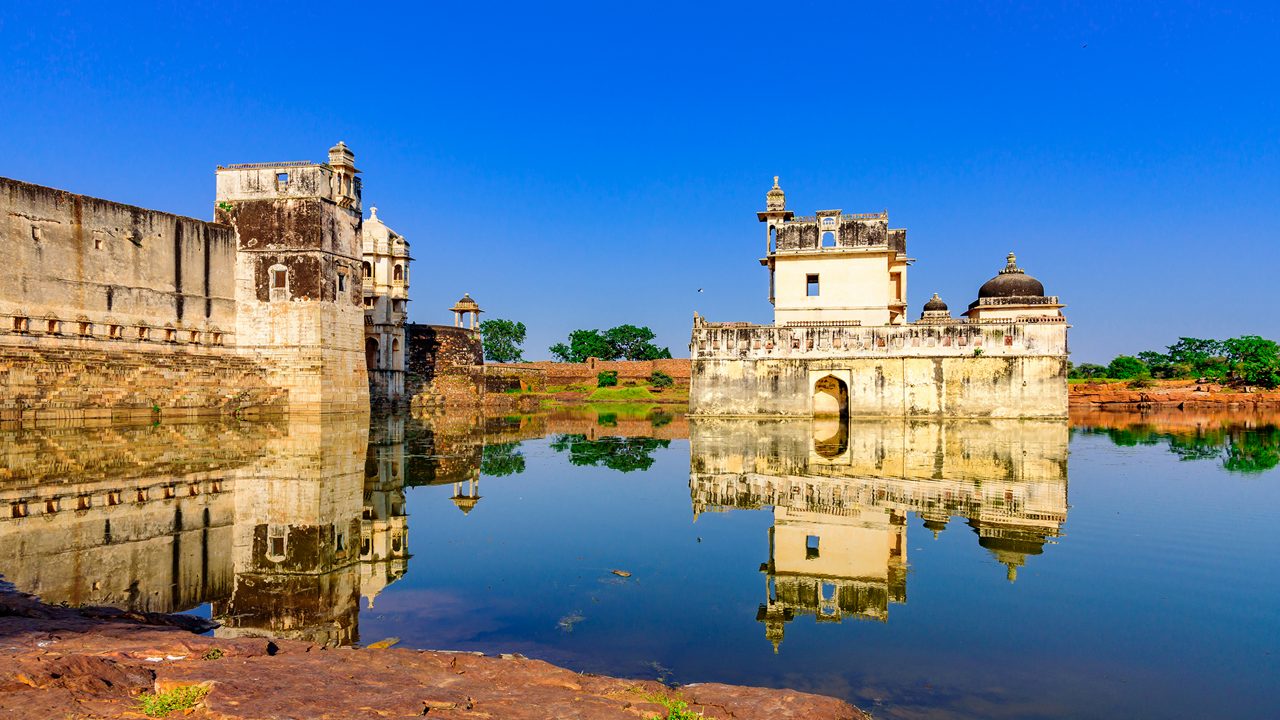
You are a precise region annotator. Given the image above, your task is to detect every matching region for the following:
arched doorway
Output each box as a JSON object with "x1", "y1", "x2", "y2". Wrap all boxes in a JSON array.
[
  {"x1": 813, "y1": 375, "x2": 848, "y2": 417},
  {"x1": 365, "y1": 337, "x2": 379, "y2": 370}
]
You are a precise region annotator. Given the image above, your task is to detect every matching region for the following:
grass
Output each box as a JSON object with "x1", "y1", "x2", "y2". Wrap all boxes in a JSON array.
[
  {"x1": 639, "y1": 691, "x2": 705, "y2": 720},
  {"x1": 137, "y1": 685, "x2": 209, "y2": 717},
  {"x1": 588, "y1": 386, "x2": 655, "y2": 401}
]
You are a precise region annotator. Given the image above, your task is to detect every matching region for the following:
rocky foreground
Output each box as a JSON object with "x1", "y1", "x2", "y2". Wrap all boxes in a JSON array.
[{"x1": 0, "y1": 588, "x2": 864, "y2": 720}]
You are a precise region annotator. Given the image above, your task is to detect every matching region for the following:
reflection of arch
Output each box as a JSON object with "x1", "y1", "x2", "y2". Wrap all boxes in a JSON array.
[
  {"x1": 813, "y1": 416, "x2": 849, "y2": 459},
  {"x1": 365, "y1": 337, "x2": 379, "y2": 370},
  {"x1": 813, "y1": 375, "x2": 848, "y2": 417}
]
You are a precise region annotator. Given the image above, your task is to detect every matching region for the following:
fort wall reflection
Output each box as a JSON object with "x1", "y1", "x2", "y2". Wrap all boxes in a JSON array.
[{"x1": 689, "y1": 417, "x2": 1070, "y2": 649}]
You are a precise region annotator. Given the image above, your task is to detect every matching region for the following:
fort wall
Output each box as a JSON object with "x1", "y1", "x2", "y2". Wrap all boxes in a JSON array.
[
  {"x1": 689, "y1": 320, "x2": 1068, "y2": 418},
  {"x1": 1, "y1": 177, "x2": 239, "y2": 349}
]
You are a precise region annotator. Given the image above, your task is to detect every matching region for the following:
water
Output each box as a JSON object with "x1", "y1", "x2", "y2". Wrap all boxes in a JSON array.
[{"x1": 1, "y1": 407, "x2": 1277, "y2": 719}]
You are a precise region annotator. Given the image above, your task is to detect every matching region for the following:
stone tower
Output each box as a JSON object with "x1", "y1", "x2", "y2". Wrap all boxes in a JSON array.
[
  {"x1": 215, "y1": 142, "x2": 370, "y2": 413},
  {"x1": 758, "y1": 178, "x2": 912, "y2": 326},
  {"x1": 360, "y1": 207, "x2": 410, "y2": 404}
]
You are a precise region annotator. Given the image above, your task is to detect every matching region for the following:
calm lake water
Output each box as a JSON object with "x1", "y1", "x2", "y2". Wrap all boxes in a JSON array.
[{"x1": 2, "y1": 407, "x2": 1277, "y2": 719}]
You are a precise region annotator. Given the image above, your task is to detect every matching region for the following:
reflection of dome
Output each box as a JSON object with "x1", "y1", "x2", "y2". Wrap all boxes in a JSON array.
[
  {"x1": 923, "y1": 293, "x2": 948, "y2": 312},
  {"x1": 451, "y1": 495, "x2": 480, "y2": 514},
  {"x1": 977, "y1": 253, "x2": 1045, "y2": 298}
]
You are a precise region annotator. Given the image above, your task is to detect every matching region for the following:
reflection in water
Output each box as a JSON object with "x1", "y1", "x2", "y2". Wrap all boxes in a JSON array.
[
  {"x1": 690, "y1": 418, "x2": 1070, "y2": 650},
  {"x1": 549, "y1": 435, "x2": 671, "y2": 473},
  {"x1": 1072, "y1": 408, "x2": 1280, "y2": 474},
  {"x1": 0, "y1": 414, "x2": 409, "y2": 647}
]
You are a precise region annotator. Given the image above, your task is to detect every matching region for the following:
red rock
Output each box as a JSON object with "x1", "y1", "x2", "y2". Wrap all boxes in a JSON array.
[{"x1": 0, "y1": 588, "x2": 866, "y2": 720}]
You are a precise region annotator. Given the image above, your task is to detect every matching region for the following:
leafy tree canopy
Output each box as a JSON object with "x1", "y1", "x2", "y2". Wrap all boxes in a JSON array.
[
  {"x1": 548, "y1": 325, "x2": 671, "y2": 362},
  {"x1": 479, "y1": 319, "x2": 527, "y2": 363},
  {"x1": 1106, "y1": 355, "x2": 1149, "y2": 380}
]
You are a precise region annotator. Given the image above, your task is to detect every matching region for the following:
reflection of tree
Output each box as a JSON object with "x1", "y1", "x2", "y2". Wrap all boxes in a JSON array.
[
  {"x1": 1082, "y1": 424, "x2": 1279, "y2": 474},
  {"x1": 1223, "y1": 427, "x2": 1280, "y2": 474},
  {"x1": 548, "y1": 434, "x2": 670, "y2": 472},
  {"x1": 480, "y1": 442, "x2": 526, "y2": 477}
]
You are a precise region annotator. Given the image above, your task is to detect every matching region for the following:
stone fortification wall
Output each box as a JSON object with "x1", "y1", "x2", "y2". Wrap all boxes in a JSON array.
[
  {"x1": 487, "y1": 358, "x2": 692, "y2": 385},
  {"x1": 0, "y1": 345, "x2": 287, "y2": 426},
  {"x1": 1, "y1": 177, "x2": 239, "y2": 348},
  {"x1": 689, "y1": 320, "x2": 1068, "y2": 418},
  {"x1": 405, "y1": 324, "x2": 485, "y2": 410}
]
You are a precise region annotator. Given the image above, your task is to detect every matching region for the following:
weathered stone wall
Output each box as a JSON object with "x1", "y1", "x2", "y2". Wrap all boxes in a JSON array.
[
  {"x1": 405, "y1": 324, "x2": 485, "y2": 411},
  {"x1": 0, "y1": 345, "x2": 287, "y2": 426},
  {"x1": 1, "y1": 176, "x2": 239, "y2": 347},
  {"x1": 218, "y1": 192, "x2": 368, "y2": 415},
  {"x1": 689, "y1": 320, "x2": 1068, "y2": 418},
  {"x1": 486, "y1": 358, "x2": 691, "y2": 385}
]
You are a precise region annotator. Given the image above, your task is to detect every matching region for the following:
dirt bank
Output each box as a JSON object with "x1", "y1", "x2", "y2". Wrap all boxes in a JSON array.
[
  {"x1": 0, "y1": 587, "x2": 864, "y2": 720},
  {"x1": 1070, "y1": 379, "x2": 1280, "y2": 410}
]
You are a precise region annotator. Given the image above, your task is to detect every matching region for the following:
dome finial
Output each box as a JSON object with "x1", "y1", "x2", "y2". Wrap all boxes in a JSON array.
[
  {"x1": 370, "y1": 206, "x2": 378, "y2": 220},
  {"x1": 773, "y1": 175, "x2": 780, "y2": 188},
  {"x1": 1000, "y1": 252, "x2": 1024, "y2": 275}
]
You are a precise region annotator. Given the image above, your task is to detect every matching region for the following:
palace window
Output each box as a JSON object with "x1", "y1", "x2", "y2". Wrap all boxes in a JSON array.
[
  {"x1": 806, "y1": 534, "x2": 821, "y2": 559},
  {"x1": 393, "y1": 264, "x2": 404, "y2": 282},
  {"x1": 337, "y1": 272, "x2": 348, "y2": 293},
  {"x1": 276, "y1": 172, "x2": 289, "y2": 188},
  {"x1": 269, "y1": 264, "x2": 289, "y2": 302},
  {"x1": 164, "y1": 328, "x2": 177, "y2": 343},
  {"x1": 12, "y1": 316, "x2": 29, "y2": 333},
  {"x1": 821, "y1": 216, "x2": 836, "y2": 228},
  {"x1": 362, "y1": 261, "x2": 372, "y2": 279},
  {"x1": 108, "y1": 324, "x2": 123, "y2": 340},
  {"x1": 806, "y1": 274, "x2": 820, "y2": 297},
  {"x1": 821, "y1": 231, "x2": 836, "y2": 248},
  {"x1": 46, "y1": 318, "x2": 60, "y2": 335},
  {"x1": 137, "y1": 326, "x2": 150, "y2": 341},
  {"x1": 189, "y1": 330, "x2": 201, "y2": 344},
  {"x1": 79, "y1": 321, "x2": 92, "y2": 337}
]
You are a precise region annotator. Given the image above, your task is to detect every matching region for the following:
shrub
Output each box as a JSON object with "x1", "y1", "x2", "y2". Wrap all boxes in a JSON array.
[
  {"x1": 648, "y1": 370, "x2": 674, "y2": 388},
  {"x1": 596, "y1": 370, "x2": 618, "y2": 387},
  {"x1": 137, "y1": 685, "x2": 210, "y2": 717}
]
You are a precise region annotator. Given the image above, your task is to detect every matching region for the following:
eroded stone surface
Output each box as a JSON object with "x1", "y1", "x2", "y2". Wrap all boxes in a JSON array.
[{"x1": 0, "y1": 589, "x2": 865, "y2": 720}]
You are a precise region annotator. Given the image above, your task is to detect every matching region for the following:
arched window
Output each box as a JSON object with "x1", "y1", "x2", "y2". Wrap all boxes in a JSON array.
[
  {"x1": 393, "y1": 264, "x2": 403, "y2": 282},
  {"x1": 821, "y1": 231, "x2": 836, "y2": 248},
  {"x1": 362, "y1": 261, "x2": 372, "y2": 279},
  {"x1": 365, "y1": 337, "x2": 379, "y2": 370}
]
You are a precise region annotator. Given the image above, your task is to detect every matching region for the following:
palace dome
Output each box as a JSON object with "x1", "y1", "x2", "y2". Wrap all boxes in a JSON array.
[
  {"x1": 923, "y1": 293, "x2": 948, "y2": 312},
  {"x1": 977, "y1": 253, "x2": 1045, "y2": 299}
]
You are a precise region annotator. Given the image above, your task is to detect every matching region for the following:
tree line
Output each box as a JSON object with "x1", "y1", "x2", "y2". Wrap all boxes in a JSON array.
[
  {"x1": 1070, "y1": 335, "x2": 1280, "y2": 388},
  {"x1": 477, "y1": 319, "x2": 671, "y2": 363}
]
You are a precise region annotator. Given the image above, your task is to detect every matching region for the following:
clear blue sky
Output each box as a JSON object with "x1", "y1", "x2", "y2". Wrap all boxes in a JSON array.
[{"x1": 2, "y1": 2, "x2": 1276, "y2": 362}]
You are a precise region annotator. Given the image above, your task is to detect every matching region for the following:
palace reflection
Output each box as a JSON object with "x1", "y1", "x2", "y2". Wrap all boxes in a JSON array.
[
  {"x1": 0, "y1": 413, "x2": 409, "y2": 646},
  {"x1": 689, "y1": 417, "x2": 1070, "y2": 650}
]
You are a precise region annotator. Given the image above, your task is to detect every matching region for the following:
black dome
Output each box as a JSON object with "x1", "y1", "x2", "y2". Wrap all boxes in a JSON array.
[
  {"x1": 923, "y1": 293, "x2": 948, "y2": 312},
  {"x1": 978, "y1": 253, "x2": 1045, "y2": 299}
]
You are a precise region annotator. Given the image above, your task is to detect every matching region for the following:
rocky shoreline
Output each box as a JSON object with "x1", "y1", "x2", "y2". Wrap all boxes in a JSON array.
[
  {"x1": 1070, "y1": 379, "x2": 1280, "y2": 410},
  {"x1": 0, "y1": 587, "x2": 864, "y2": 719}
]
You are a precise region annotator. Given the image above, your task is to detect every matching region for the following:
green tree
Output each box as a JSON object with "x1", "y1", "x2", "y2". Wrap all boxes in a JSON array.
[
  {"x1": 479, "y1": 319, "x2": 527, "y2": 363},
  {"x1": 1221, "y1": 335, "x2": 1280, "y2": 388},
  {"x1": 604, "y1": 324, "x2": 672, "y2": 360},
  {"x1": 549, "y1": 329, "x2": 614, "y2": 362},
  {"x1": 596, "y1": 370, "x2": 618, "y2": 387},
  {"x1": 548, "y1": 325, "x2": 671, "y2": 362},
  {"x1": 1106, "y1": 355, "x2": 1149, "y2": 380},
  {"x1": 1069, "y1": 363, "x2": 1108, "y2": 379},
  {"x1": 1166, "y1": 337, "x2": 1228, "y2": 378}
]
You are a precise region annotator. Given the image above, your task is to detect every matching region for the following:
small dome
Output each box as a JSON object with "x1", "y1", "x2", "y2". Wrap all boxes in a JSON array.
[
  {"x1": 450, "y1": 293, "x2": 480, "y2": 311},
  {"x1": 977, "y1": 253, "x2": 1045, "y2": 298},
  {"x1": 923, "y1": 293, "x2": 948, "y2": 312}
]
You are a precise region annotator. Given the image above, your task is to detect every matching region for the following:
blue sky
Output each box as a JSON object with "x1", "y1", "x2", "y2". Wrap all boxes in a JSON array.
[{"x1": 2, "y1": 2, "x2": 1276, "y2": 362}]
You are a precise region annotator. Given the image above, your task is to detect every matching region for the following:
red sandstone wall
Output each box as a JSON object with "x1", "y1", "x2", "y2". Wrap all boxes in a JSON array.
[{"x1": 487, "y1": 358, "x2": 691, "y2": 384}]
